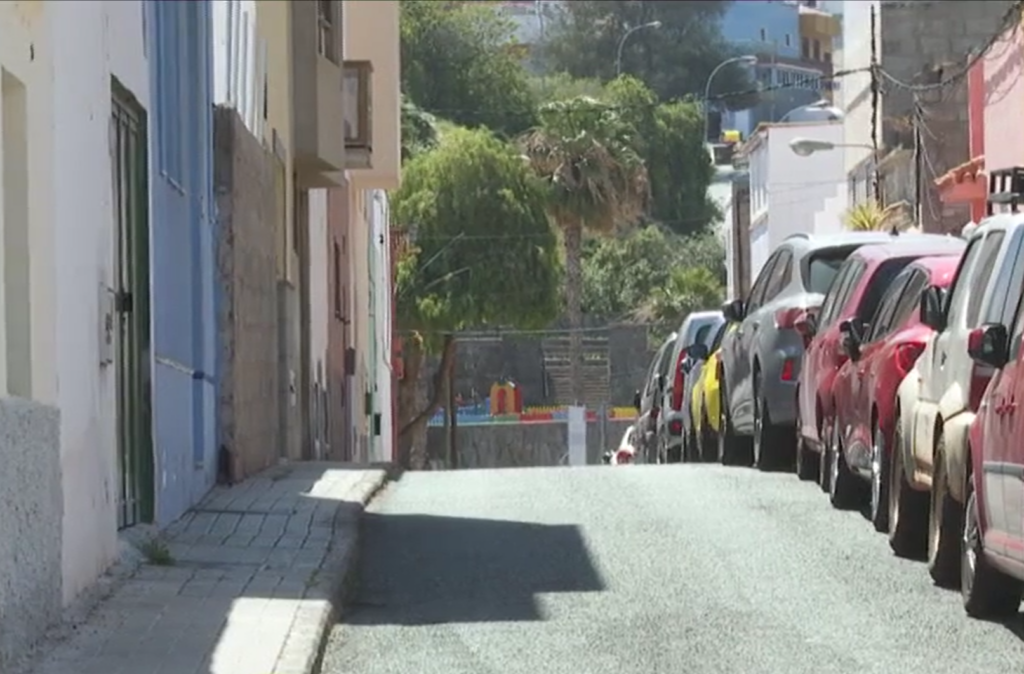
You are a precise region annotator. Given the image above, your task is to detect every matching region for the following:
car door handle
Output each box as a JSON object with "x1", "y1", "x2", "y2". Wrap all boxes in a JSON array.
[{"x1": 940, "y1": 352, "x2": 947, "y2": 366}]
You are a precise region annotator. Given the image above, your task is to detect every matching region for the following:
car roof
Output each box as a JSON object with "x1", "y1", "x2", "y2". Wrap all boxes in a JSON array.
[
  {"x1": 783, "y1": 231, "x2": 902, "y2": 253},
  {"x1": 972, "y1": 210, "x2": 1024, "y2": 235},
  {"x1": 849, "y1": 235, "x2": 965, "y2": 262}
]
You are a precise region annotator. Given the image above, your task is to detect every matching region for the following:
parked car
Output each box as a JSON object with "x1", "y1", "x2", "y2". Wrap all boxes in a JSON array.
[
  {"x1": 657, "y1": 311, "x2": 725, "y2": 463},
  {"x1": 963, "y1": 267, "x2": 1024, "y2": 618},
  {"x1": 689, "y1": 323, "x2": 733, "y2": 462},
  {"x1": 634, "y1": 332, "x2": 677, "y2": 464},
  {"x1": 797, "y1": 236, "x2": 965, "y2": 501},
  {"x1": 609, "y1": 425, "x2": 638, "y2": 466},
  {"x1": 717, "y1": 232, "x2": 900, "y2": 469},
  {"x1": 827, "y1": 254, "x2": 961, "y2": 531},
  {"x1": 892, "y1": 212, "x2": 1024, "y2": 586}
]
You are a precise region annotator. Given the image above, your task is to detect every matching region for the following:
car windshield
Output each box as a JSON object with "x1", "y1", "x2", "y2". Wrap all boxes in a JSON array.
[{"x1": 803, "y1": 251, "x2": 850, "y2": 294}]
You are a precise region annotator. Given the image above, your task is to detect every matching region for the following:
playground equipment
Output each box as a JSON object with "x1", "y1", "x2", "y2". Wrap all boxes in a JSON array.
[{"x1": 489, "y1": 380, "x2": 523, "y2": 416}]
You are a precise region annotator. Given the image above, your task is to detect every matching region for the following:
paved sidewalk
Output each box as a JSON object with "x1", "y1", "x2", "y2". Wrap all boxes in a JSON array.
[{"x1": 26, "y1": 462, "x2": 388, "y2": 674}]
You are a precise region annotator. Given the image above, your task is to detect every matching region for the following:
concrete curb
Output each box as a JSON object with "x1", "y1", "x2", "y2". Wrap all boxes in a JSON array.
[{"x1": 273, "y1": 468, "x2": 392, "y2": 674}]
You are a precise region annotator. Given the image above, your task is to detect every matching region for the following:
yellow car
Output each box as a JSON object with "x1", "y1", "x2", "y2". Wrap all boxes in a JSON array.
[{"x1": 691, "y1": 324, "x2": 735, "y2": 460}]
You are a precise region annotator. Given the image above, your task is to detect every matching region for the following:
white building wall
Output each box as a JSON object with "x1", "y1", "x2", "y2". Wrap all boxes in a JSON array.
[
  {"x1": 370, "y1": 190, "x2": 393, "y2": 463},
  {"x1": 211, "y1": 0, "x2": 265, "y2": 138},
  {"x1": 49, "y1": 0, "x2": 150, "y2": 604},
  {"x1": 308, "y1": 189, "x2": 330, "y2": 457},
  {"x1": 838, "y1": 1, "x2": 878, "y2": 182}
]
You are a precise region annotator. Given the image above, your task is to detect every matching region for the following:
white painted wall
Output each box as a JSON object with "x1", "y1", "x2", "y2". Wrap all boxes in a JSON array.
[
  {"x1": 50, "y1": 0, "x2": 150, "y2": 605},
  {"x1": 211, "y1": 0, "x2": 266, "y2": 138},
  {"x1": 0, "y1": 0, "x2": 56, "y2": 406},
  {"x1": 838, "y1": 0, "x2": 878, "y2": 180},
  {"x1": 308, "y1": 188, "x2": 330, "y2": 457},
  {"x1": 370, "y1": 190, "x2": 393, "y2": 463},
  {"x1": 746, "y1": 121, "x2": 847, "y2": 280}
]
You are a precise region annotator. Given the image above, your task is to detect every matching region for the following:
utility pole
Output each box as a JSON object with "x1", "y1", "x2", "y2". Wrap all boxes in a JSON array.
[{"x1": 869, "y1": 4, "x2": 883, "y2": 208}]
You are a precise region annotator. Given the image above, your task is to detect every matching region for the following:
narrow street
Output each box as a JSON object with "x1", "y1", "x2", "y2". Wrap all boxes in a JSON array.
[{"x1": 323, "y1": 465, "x2": 1024, "y2": 674}]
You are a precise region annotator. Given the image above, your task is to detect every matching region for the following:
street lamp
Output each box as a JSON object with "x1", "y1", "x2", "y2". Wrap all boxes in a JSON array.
[
  {"x1": 615, "y1": 21, "x2": 662, "y2": 76},
  {"x1": 702, "y1": 55, "x2": 758, "y2": 145},
  {"x1": 788, "y1": 137, "x2": 874, "y2": 157}
]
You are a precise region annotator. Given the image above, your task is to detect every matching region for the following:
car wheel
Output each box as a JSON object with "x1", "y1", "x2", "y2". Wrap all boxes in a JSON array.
[
  {"x1": 700, "y1": 409, "x2": 717, "y2": 463},
  {"x1": 829, "y1": 419, "x2": 861, "y2": 509},
  {"x1": 794, "y1": 398, "x2": 817, "y2": 481},
  {"x1": 717, "y1": 384, "x2": 749, "y2": 466},
  {"x1": 888, "y1": 409, "x2": 927, "y2": 557},
  {"x1": 928, "y1": 432, "x2": 963, "y2": 588},
  {"x1": 870, "y1": 422, "x2": 890, "y2": 533},
  {"x1": 818, "y1": 418, "x2": 832, "y2": 493},
  {"x1": 667, "y1": 436, "x2": 682, "y2": 464},
  {"x1": 961, "y1": 471, "x2": 1023, "y2": 618}
]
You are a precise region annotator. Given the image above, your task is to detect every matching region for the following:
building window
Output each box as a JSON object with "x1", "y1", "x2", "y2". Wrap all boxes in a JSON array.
[
  {"x1": 812, "y1": 39, "x2": 821, "y2": 61},
  {"x1": 344, "y1": 61, "x2": 373, "y2": 150},
  {"x1": 824, "y1": 51, "x2": 832, "y2": 64},
  {"x1": 785, "y1": 34, "x2": 791, "y2": 47},
  {"x1": 317, "y1": 0, "x2": 337, "y2": 63},
  {"x1": 802, "y1": 37, "x2": 810, "y2": 59},
  {"x1": 759, "y1": 27, "x2": 767, "y2": 41}
]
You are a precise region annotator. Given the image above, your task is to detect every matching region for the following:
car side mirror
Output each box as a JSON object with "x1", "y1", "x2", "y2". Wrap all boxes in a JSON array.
[
  {"x1": 920, "y1": 285, "x2": 947, "y2": 332},
  {"x1": 633, "y1": 390, "x2": 641, "y2": 410},
  {"x1": 721, "y1": 298, "x2": 746, "y2": 323},
  {"x1": 793, "y1": 309, "x2": 818, "y2": 347},
  {"x1": 839, "y1": 319, "x2": 862, "y2": 360},
  {"x1": 687, "y1": 343, "x2": 710, "y2": 361},
  {"x1": 967, "y1": 323, "x2": 1009, "y2": 369}
]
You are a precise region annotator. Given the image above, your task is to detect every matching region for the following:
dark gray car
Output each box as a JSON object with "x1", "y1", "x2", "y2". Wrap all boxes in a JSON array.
[
  {"x1": 633, "y1": 333, "x2": 677, "y2": 464},
  {"x1": 716, "y1": 232, "x2": 907, "y2": 468}
]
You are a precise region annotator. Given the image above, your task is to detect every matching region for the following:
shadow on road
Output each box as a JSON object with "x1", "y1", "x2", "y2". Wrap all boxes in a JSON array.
[{"x1": 345, "y1": 513, "x2": 606, "y2": 625}]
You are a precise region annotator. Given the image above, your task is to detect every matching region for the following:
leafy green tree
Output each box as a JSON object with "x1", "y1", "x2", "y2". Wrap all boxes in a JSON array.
[
  {"x1": 400, "y1": 0, "x2": 536, "y2": 136},
  {"x1": 400, "y1": 96, "x2": 438, "y2": 163},
  {"x1": 645, "y1": 266, "x2": 726, "y2": 339},
  {"x1": 582, "y1": 226, "x2": 726, "y2": 321},
  {"x1": 520, "y1": 96, "x2": 648, "y2": 402},
  {"x1": 602, "y1": 76, "x2": 716, "y2": 234},
  {"x1": 393, "y1": 126, "x2": 560, "y2": 468},
  {"x1": 540, "y1": 1, "x2": 759, "y2": 112}
]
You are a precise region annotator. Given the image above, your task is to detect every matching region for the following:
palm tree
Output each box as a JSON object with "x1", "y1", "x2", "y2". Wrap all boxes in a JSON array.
[
  {"x1": 843, "y1": 201, "x2": 914, "y2": 233},
  {"x1": 520, "y1": 97, "x2": 649, "y2": 403}
]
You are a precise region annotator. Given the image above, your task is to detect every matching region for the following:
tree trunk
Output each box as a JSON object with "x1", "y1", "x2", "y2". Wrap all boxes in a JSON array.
[
  {"x1": 563, "y1": 220, "x2": 585, "y2": 405},
  {"x1": 397, "y1": 333, "x2": 457, "y2": 470}
]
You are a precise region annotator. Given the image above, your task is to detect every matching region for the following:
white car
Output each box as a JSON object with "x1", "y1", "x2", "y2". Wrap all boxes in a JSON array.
[
  {"x1": 609, "y1": 425, "x2": 637, "y2": 465},
  {"x1": 891, "y1": 210, "x2": 1024, "y2": 587}
]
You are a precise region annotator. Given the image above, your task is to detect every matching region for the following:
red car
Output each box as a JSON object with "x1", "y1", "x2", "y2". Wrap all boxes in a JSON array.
[
  {"x1": 829, "y1": 256, "x2": 960, "y2": 530},
  {"x1": 795, "y1": 237, "x2": 965, "y2": 500}
]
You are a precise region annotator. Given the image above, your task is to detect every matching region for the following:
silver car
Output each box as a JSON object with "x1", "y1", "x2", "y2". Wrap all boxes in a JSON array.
[
  {"x1": 717, "y1": 232, "x2": 902, "y2": 469},
  {"x1": 633, "y1": 332, "x2": 677, "y2": 464},
  {"x1": 656, "y1": 311, "x2": 725, "y2": 463}
]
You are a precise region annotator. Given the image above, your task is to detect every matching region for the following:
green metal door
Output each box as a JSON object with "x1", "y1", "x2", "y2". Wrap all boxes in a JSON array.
[{"x1": 111, "y1": 82, "x2": 155, "y2": 529}]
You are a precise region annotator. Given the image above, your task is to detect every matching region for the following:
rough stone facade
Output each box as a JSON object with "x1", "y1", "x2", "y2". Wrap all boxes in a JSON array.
[
  {"x1": 878, "y1": 0, "x2": 1016, "y2": 232},
  {"x1": 0, "y1": 397, "x2": 62, "y2": 670},
  {"x1": 214, "y1": 106, "x2": 282, "y2": 480},
  {"x1": 427, "y1": 418, "x2": 634, "y2": 468}
]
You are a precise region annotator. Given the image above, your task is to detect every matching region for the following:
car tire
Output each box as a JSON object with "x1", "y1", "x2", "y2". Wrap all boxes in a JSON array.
[
  {"x1": 794, "y1": 399, "x2": 817, "y2": 481},
  {"x1": 818, "y1": 417, "x2": 832, "y2": 493},
  {"x1": 928, "y1": 432, "x2": 963, "y2": 588},
  {"x1": 829, "y1": 419, "x2": 861, "y2": 509},
  {"x1": 961, "y1": 470, "x2": 1023, "y2": 618},
  {"x1": 888, "y1": 411, "x2": 927, "y2": 558},
  {"x1": 699, "y1": 408, "x2": 718, "y2": 463},
  {"x1": 717, "y1": 383, "x2": 750, "y2": 466},
  {"x1": 869, "y1": 422, "x2": 890, "y2": 533},
  {"x1": 667, "y1": 437, "x2": 682, "y2": 464}
]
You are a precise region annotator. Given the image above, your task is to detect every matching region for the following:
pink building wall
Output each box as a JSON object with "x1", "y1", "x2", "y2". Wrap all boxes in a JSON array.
[{"x1": 983, "y1": 27, "x2": 1024, "y2": 174}]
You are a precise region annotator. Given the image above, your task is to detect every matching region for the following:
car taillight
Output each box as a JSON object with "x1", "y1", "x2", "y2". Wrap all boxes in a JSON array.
[
  {"x1": 671, "y1": 349, "x2": 688, "y2": 410},
  {"x1": 894, "y1": 342, "x2": 925, "y2": 376},
  {"x1": 615, "y1": 449, "x2": 634, "y2": 464},
  {"x1": 775, "y1": 307, "x2": 805, "y2": 329},
  {"x1": 780, "y1": 358, "x2": 795, "y2": 382},
  {"x1": 968, "y1": 365, "x2": 995, "y2": 412},
  {"x1": 669, "y1": 419, "x2": 683, "y2": 435}
]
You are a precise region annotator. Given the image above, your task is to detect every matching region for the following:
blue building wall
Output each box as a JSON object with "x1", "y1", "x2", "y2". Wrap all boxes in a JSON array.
[
  {"x1": 719, "y1": 0, "x2": 801, "y2": 59},
  {"x1": 148, "y1": 0, "x2": 219, "y2": 526}
]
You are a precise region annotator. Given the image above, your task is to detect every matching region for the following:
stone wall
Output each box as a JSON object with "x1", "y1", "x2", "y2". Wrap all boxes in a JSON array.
[
  {"x1": 427, "y1": 419, "x2": 634, "y2": 468},
  {"x1": 213, "y1": 106, "x2": 282, "y2": 480},
  {"x1": 0, "y1": 397, "x2": 62, "y2": 670},
  {"x1": 880, "y1": 0, "x2": 1016, "y2": 233}
]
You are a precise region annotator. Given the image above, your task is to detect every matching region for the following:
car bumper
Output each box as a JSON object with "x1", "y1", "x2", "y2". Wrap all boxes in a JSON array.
[
  {"x1": 661, "y1": 410, "x2": 686, "y2": 448},
  {"x1": 761, "y1": 348, "x2": 801, "y2": 425}
]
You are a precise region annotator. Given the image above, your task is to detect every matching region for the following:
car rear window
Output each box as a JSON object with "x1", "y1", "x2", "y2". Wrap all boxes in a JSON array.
[{"x1": 802, "y1": 249, "x2": 853, "y2": 294}]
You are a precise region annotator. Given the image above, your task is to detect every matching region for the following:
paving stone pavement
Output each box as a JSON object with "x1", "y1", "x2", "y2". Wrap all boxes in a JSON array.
[{"x1": 26, "y1": 462, "x2": 388, "y2": 674}]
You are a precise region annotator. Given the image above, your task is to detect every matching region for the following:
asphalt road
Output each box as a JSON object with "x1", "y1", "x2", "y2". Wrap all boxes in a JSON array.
[{"x1": 321, "y1": 464, "x2": 1024, "y2": 674}]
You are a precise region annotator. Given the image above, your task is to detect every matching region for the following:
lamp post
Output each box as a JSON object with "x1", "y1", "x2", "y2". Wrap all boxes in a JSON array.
[
  {"x1": 615, "y1": 20, "x2": 662, "y2": 77},
  {"x1": 702, "y1": 55, "x2": 758, "y2": 145}
]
